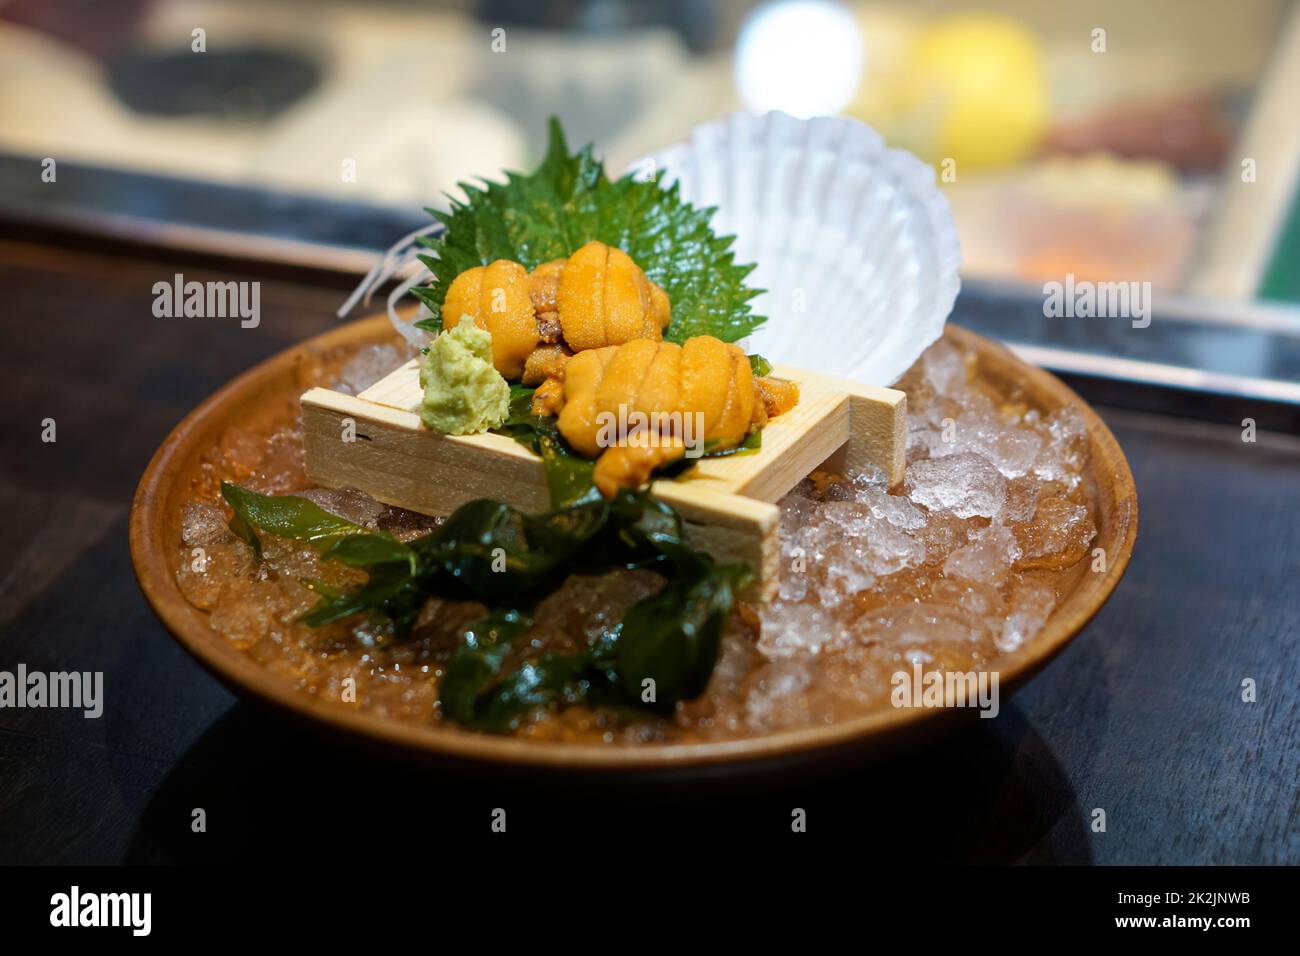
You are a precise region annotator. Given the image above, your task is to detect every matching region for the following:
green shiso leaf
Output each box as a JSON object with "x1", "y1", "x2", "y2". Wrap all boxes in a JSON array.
[{"x1": 414, "y1": 117, "x2": 764, "y2": 344}]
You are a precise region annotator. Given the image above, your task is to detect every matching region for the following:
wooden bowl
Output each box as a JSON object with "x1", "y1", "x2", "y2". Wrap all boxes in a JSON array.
[{"x1": 130, "y1": 317, "x2": 1137, "y2": 774}]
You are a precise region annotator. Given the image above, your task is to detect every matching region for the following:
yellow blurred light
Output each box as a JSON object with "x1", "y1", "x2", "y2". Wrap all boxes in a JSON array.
[{"x1": 896, "y1": 14, "x2": 1048, "y2": 170}]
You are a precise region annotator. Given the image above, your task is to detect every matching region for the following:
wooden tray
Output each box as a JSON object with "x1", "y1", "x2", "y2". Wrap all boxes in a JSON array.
[
  {"x1": 301, "y1": 359, "x2": 906, "y2": 600},
  {"x1": 129, "y1": 316, "x2": 1138, "y2": 775}
]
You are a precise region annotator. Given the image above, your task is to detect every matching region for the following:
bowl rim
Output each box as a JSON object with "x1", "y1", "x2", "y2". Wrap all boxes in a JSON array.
[{"x1": 130, "y1": 317, "x2": 1138, "y2": 771}]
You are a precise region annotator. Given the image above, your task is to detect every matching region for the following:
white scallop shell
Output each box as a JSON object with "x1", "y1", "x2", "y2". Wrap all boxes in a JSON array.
[{"x1": 634, "y1": 111, "x2": 961, "y2": 386}]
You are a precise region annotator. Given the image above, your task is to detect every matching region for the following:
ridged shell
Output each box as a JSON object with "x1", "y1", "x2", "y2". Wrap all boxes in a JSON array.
[{"x1": 634, "y1": 111, "x2": 961, "y2": 385}]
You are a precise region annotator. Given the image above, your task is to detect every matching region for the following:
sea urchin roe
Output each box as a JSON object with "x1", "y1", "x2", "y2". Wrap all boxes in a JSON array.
[
  {"x1": 593, "y1": 441, "x2": 685, "y2": 498},
  {"x1": 441, "y1": 244, "x2": 669, "y2": 381},
  {"x1": 418, "y1": 315, "x2": 510, "y2": 435},
  {"x1": 441, "y1": 259, "x2": 539, "y2": 380},
  {"x1": 520, "y1": 342, "x2": 572, "y2": 387},
  {"x1": 528, "y1": 259, "x2": 566, "y2": 342},
  {"x1": 561, "y1": 338, "x2": 759, "y2": 451},
  {"x1": 531, "y1": 376, "x2": 565, "y2": 417},
  {"x1": 677, "y1": 335, "x2": 758, "y2": 444},
  {"x1": 557, "y1": 240, "x2": 671, "y2": 351},
  {"x1": 756, "y1": 376, "x2": 800, "y2": 419},
  {"x1": 547, "y1": 335, "x2": 769, "y2": 494}
]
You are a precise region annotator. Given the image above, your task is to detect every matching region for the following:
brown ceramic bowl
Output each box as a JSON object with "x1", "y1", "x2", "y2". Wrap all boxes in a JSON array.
[{"x1": 130, "y1": 317, "x2": 1137, "y2": 774}]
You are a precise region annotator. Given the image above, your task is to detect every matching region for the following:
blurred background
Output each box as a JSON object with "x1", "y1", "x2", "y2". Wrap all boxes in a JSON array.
[{"x1": 1, "y1": 0, "x2": 1298, "y2": 409}]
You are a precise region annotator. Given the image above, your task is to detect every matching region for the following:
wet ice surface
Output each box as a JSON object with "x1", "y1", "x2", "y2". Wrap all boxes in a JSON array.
[
  {"x1": 333, "y1": 342, "x2": 417, "y2": 396},
  {"x1": 177, "y1": 337, "x2": 1097, "y2": 743}
]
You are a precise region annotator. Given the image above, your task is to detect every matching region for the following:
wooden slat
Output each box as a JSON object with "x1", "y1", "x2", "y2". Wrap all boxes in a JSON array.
[
  {"x1": 357, "y1": 358, "x2": 421, "y2": 409},
  {"x1": 778, "y1": 365, "x2": 908, "y2": 488},
  {"x1": 650, "y1": 484, "x2": 780, "y2": 598},
  {"x1": 301, "y1": 390, "x2": 552, "y2": 514}
]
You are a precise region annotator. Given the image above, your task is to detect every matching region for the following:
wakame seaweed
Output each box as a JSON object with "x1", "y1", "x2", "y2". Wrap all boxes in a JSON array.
[
  {"x1": 221, "y1": 481, "x2": 751, "y2": 731},
  {"x1": 492, "y1": 383, "x2": 600, "y2": 509}
]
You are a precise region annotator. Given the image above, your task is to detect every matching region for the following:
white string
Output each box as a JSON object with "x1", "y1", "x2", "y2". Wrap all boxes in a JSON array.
[
  {"x1": 337, "y1": 222, "x2": 443, "y2": 347},
  {"x1": 387, "y1": 267, "x2": 435, "y2": 348}
]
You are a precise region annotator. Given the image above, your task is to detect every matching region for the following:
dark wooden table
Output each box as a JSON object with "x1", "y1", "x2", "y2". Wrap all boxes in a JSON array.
[{"x1": 1, "y1": 236, "x2": 1296, "y2": 865}]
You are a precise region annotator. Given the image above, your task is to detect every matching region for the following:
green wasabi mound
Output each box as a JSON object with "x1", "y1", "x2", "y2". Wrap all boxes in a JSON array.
[{"x1": 418, "y1": 316, "x2": 509, "y2": 434}]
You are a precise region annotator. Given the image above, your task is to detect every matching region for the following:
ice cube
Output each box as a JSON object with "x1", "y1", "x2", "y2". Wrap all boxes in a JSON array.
[
  {"x1": 820, "y1": 497, "x2": 925, "y2": 576},
  {"x1": 778, "y1": 490, "x2": 821, "y2": 535},
  {"x1": 961, "y1": 414, "x2": 1043, "y2": 478},
  {"x1": 822, "y1": 547, "x2": 879, "y2": 604},
  {"x1": 296, "y1": 487, "x2": 386, "y2": 529},
  {"x1": 849, "y1": 466, "x2": 889, "y2": 491},
  {"x1": 863, "y1": 601, "x2": 984, "y2": 647},
  {"x1": 1032, "y1": 405, "x2": 1088, "y2": 488},
  {"x1": 861, "y1": 488, "x2": 927, "y2": 531},
  {"x1": 1003, "y1": 478, "x2": 1040, "y2": 523},
  {"x1": 823, "y1": 499, "x2": 872, "y2": 536},
  {"x1": 742, "y1": 657, "x2": 816, "y2": 730},
  {"x1": 943, "y1": 523, "x2": 1021, "y2": 584},
  {"x1": 906, "y1": 452, "x2": 1008, "y2": 519},
  {"x1": 1014, "y1": 497, "x2": 1096, "y2": 569},
  {"x1": 333, "y1": 343, "x2": 414, "y2": 396},
  {"x1": 920, "y1": 339, "x2": 968, "y2": 398},
  {"x1": 777, "y1": 562, "x2": 811, "y2": 602},
  {"x1": 998, "y1": 582, "x2": 1056, "y2": 653},
  {"x1": 757, "y1": 601, "x2": 839, "y2": 657},
  {"x1": 180, "y1": 501, "x2": 235, "y2": 548},
  {"x1": 248, "y1": 426, "x2": 309, "y2": 494}
]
